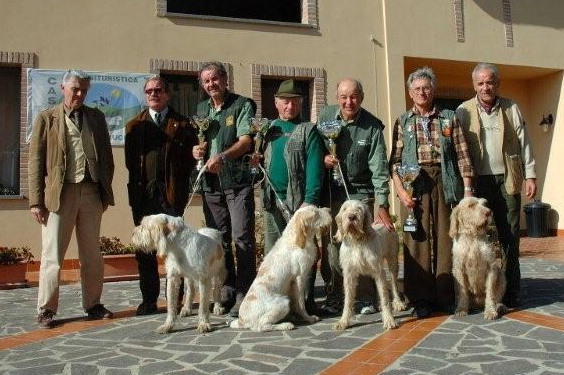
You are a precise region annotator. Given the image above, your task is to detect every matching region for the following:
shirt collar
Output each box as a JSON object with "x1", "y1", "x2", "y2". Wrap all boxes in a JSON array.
[
  {"x1": 149, "y1": 106, "x2": 169, "y2": 120},
  {"x1": 476, "y1": 96, "x2": 499, "y2": 115},
  {"x1": 336, "y1": 108, "x2": 361, "y2": 124}
]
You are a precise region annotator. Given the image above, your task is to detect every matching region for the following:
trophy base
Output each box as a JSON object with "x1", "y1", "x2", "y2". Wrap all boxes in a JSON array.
[{"x1": 403, "y1": 223, "x2": 417, "y2": 232}]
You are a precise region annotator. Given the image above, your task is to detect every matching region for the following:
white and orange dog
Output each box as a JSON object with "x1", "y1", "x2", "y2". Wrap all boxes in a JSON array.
[
  {"x1": 131, "y1": 214, "x2": 226, "y2": 333},
  {"x1": 449, "y1": 197, "x2": 506, "y2": 320},
  {"x1": 333, "y1": 200, "x2": 404, "y2": 331},
  {"x1": 229, "y1": 206, "x2": 332, "y2": 332}
]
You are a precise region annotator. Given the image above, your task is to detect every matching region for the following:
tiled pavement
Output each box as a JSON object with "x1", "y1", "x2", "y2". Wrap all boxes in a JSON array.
[{"x1": 1, "y1": 238, "x2": 563, "y2": 375}]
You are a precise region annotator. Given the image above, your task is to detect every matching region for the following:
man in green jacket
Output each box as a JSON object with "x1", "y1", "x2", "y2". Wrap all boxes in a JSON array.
[
  {"x1": 192, "y1": 61, "x2": 256, "y2": 318},
  {"x1": 317, "y1": 78, "x2": 394, "y2": 315}
]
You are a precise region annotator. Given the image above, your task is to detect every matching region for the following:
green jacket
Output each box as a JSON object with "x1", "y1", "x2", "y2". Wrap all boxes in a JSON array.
[
  {"x1": 197, "y1": 92, "x2": 255, "y2": 191},
  {"x1": 397, "y1": 109, "x2": 464, "y2": 205},
  {"x1": 317, "y1": 105, "x2": 390, "y2": 206},
  {"x1": 262, "y1": 120, "x2": 324, "y2": 213}
]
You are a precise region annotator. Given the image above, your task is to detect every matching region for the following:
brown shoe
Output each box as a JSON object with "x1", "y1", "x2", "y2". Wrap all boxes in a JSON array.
[
  {"x1": 37, "y1": 309, "x2": 55, "y2": 329},
  {"x1": 86, "y1": 304, "x2": 113, "y2": 320}
]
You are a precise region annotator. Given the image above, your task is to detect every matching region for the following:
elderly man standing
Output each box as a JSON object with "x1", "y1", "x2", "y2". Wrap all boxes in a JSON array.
[
  {"x1": 390, "y1": 67, "x2": 474, "y2": 318},
  {"x1": 192, "y1": 61, "x2": 256, "y2": 317},
  {"x1": 456, "y1": 63, "x2": 536, "y2": 308},
  {"x1": 317, "y1": 78, "x2": 394, "y2": 315},
  {"x1": 29, "y1": 69, "x2": 115, "y2": 328},
  {"x1": 255, "y1": 79, "x2": 324, "y2": 312},
  {"x1": 125, "y1": 77, "x2": 198, "y2": 316}
]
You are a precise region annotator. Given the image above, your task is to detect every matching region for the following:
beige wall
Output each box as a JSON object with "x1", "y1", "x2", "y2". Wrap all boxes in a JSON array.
[{"x1": 1, "y1": 0, "x2": 563, "y2": 259}]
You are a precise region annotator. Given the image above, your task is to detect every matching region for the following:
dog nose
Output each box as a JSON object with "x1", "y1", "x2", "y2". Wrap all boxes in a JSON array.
[{"x1": 348, "y1": 214, "x2": 357, "y2": 221}]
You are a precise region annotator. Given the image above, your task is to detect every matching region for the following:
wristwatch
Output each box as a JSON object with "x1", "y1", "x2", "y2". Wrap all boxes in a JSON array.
[{"x1": 464, "y1": 186, "x2": 475, "y2": 193}]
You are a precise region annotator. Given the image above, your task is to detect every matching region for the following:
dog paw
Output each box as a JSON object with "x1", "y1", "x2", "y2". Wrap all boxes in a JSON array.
[
  {"x1": 484, "y1": 309, "x2": 500, "y2": 320},
  {"x1": 213, "y1": 304, "x2": 225, "y2": 315},
  {"x1": 197, "y1": 322, "x2": 212, "y2": 333},
  {"x1": 382, "y1": 318, "x2": 398, "y2": 330},
  {"x1": 179, "y1": 308, "x2": 192, "y2": 318},
  {"x1": 454, "y1": 309, "x2": 468, "y2": 317},
  {"x1": 279, "y1": 322, "x2": 295, "y2": 331},
  {"x1": 333, "y1": 320, "x2": 349, "y2": 331},
  {"x1": 392, "y1": 300, "x2": 408, "y2": 312},
  {"x1": 305, "y1": 314, "x2": 319, "y2": 324},
  {"x1": 155, "y1": 324, "x2": 173, "y2": 334}
]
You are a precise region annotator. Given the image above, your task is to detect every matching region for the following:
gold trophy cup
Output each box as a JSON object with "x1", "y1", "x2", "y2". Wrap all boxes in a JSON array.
[{"x1": 249, "y1": 117, "x2": 270, "y2": 175}]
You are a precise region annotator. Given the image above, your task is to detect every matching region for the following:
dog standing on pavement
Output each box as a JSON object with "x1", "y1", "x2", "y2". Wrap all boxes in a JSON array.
[
  {"x1": 131, "y1": 214, "x2": 226, "y2": 333},
  {"x1": 333, "y1": 200, "x2": 403, "y2": 331},
  {"x1": 229, "y1": 206, "x2": 332, "y2": 332},
  {"x1": 449, "y1": 197, "x2": 506, "y2": 320}
]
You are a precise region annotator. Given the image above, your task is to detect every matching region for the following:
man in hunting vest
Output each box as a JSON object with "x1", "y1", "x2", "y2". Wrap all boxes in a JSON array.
[{"x1": 456, "y1": 63, "x2": 537, "y2": 308}]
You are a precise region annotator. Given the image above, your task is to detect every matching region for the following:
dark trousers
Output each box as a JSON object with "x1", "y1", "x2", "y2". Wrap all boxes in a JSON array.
[
  {"x1": 319, "y1": 191, "x2": 377, "y2": 306},
  {"x1": 476, "y1": 174, "x2": 521, "y2": 300},
  {"x1": 403, "y1": 165, "x2": 455, "y2": 311},
  {"x1": 203, "y1": 185, "x2": 256, "y2": 297}
]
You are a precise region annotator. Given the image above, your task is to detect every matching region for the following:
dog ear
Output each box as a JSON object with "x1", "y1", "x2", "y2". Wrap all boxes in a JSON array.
[
  {"x1": 294, "y1": 208, "x2": 314, "y2": 248},
  {"x1": 362, "y1": 204, "x2": 373, "y2": 235},
  {"x1": 334, "y1": 205, "x2": 344, "y2": 242},
  {"x1": 449, "y1": 205, "x2": 460, "y2": 239}
]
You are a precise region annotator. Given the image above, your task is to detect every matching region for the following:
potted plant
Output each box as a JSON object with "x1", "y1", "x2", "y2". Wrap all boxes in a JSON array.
[
  {"x1": 100, "y1": 236, "x2": 140, "y2": 282},
  {"x1": 0, "y1": 246, "x2": 34, "y2": 288}
]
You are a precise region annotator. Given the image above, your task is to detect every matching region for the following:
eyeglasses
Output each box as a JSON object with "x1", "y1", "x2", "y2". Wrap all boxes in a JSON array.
[
  {"x1": 410, "y1": 86, "x2": 432, "y2": 94},
  {"x1": 145, "y1": 88, "x2": 164, "y2": 95}
]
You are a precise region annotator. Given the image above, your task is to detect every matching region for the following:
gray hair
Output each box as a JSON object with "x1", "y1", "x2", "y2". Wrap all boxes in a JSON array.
[
  {"x1": 406, "y1": 67, "x2": 436, "y2": 89},
  {"x1": 472, "y1": 62, "x2": 499, "y2": 83},
  {"x1": 62, "y1": 69, "x2": 91, "y2": 86},
  {"x1": 336, "y1": 78, "x2": 364, "y2": 96},
  {"x1": 199, "y1": 61, "x2": 228, "y2": 83}
]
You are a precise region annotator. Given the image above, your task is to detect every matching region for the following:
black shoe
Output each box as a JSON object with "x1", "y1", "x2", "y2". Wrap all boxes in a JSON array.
[
  {"x1": 136, "y1": 302, "x2": 158, "y2": 316},
  {"x1": 503, "y1": 296, "x2": 521, "y2": 308},
  {"x1": 37, "y1": 309, "x2": 55, "y2": 329},
  {"x1": 228, "y1": 293, "x2": 245, "y2": 318},
  {"x1": 305, "y1": 298, "x2": 319, "y2": 315},
  {"x1": 318, "y1": 300, "x2": 342, "y2": 316},
  {"x1": 221, "y1": 286, "x2": 237, "y2": 312},
  {"x1": 411, "y1": 301, "x2": 432, "y2": 318},
  {"x1": 86, "y1": 304, "x2": 113, "y2": 320}
]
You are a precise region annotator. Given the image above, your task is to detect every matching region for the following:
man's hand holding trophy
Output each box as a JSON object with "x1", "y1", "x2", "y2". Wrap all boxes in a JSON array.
[
  {"x1": 192, "y1": 115, "x2": 210, "y2": 171},
  {"x1": 318, "y1": 120, "x2": 345, "y2": 186},
  {"x1": 249, "y1": 117, "x2": 270, "y2": 175},
  {"x1": 396, "y1": 164, "x2": 421, "y2": 232}
]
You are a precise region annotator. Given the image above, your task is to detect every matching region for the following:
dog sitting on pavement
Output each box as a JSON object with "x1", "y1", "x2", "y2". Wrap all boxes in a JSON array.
[
  {"x1": 229, "y1": 206, "x2": 332, "y2": 332},
  {"x1": 449, "y1": 196, "x2": 507, "y2": 320},
  {"x1": 131, "y1": 214, "x2": 226, "y2": 333}
]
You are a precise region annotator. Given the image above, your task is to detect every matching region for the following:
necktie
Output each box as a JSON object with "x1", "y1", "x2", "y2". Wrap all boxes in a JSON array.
[
  {"x1": 155, "y1": 112, "x2": 161, "y2": 126},
  {"x1": 73, "y1": 110, "x2": 82, "y2": 131}
]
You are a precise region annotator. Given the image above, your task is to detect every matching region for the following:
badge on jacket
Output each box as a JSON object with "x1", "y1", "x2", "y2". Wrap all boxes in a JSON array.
[
  {"x1": 226, "y1": 115, "x2": 235, "y2": 126},
  {"x1": 440, "y1": 118, "x2": 452, "y2": 137}
]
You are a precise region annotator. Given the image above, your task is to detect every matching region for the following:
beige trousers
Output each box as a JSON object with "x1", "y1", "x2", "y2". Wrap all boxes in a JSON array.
[{"x1": 37, "y1": 182, "x2": 104, "y2": 314}]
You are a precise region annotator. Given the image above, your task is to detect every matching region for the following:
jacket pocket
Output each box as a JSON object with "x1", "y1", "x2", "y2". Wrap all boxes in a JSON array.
[{"x1": 504, "y1": 153, "x2": 524, "y2": 195}]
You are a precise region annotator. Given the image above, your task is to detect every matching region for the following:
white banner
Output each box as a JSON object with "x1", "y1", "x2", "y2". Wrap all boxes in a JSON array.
[{"x1": 26, "y1": 69, "x2": 155, "y2": 145}]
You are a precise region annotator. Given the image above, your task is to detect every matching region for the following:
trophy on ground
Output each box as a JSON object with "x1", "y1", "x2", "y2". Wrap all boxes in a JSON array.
[
  {"x1": 192, "y1": 115, "x2": 210, "y2": 171},
  {"x1": 249, "y1": 117, "x2": 270, "y2": 175},
  {"x1": 318, "y1": 120, "x2": 344, "y2": 185},
  {"x1": 396, "y1": 164, "x2": 421, "y2": 232}
]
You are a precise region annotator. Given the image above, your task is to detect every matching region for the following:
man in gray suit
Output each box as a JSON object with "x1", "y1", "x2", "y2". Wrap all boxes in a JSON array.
[{"x1": 29, "y1": 69, "x2": 115, "y2": 328}]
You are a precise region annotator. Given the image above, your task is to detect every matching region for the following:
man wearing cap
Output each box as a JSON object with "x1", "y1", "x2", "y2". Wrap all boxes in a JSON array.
[
  {"x1": 316, "y1": 78, "x2": 394, "y2": 315},
  {"x1": 254, "y1": 79, "x2": 325, "y2": 312}
]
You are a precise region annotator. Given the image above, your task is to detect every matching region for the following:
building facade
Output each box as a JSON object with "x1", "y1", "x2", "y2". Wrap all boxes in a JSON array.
[{"x1": 0, "y1": 0, "x2": 562, "y2": 259}]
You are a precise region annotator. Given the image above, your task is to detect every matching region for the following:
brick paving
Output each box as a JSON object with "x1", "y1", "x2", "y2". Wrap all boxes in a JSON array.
[{"x1": 0, "y1": 236, "x2": 563, "y2": 374}]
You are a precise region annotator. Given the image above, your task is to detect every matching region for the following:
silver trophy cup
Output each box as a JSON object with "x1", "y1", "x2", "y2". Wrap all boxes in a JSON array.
[
  {"x1": 397, "y1": 164, "x2": 421, "y2": 232},
  {"x1": 318, "y1": 120, "x2": 344, "y2": 185}
]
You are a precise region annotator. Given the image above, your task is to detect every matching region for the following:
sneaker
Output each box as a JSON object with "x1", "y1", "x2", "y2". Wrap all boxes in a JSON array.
[
  {"x1": 136, "y1": 302, "x2": 158, "y2": 316},
  {"x1": 360, "y1": 304, "x2": 378, "y2": 315},
  {"x1": 86, "y1": 304, "x2": 113, "y2": 320},
  {"x1": 37, "y1": 309, "x2": 55, "y2": 329}
]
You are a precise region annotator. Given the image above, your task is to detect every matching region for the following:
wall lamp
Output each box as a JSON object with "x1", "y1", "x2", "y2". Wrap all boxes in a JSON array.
[{"x1": 539, "y1": 114, "x2": 554, "y2": 133}]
